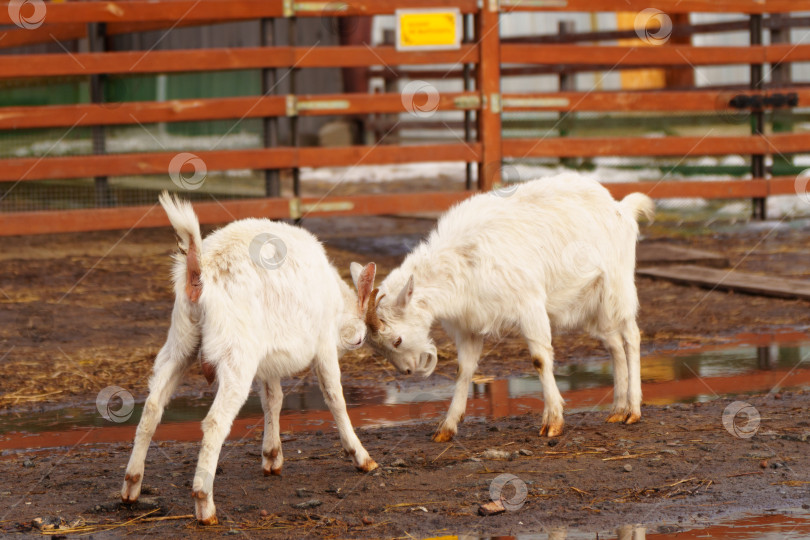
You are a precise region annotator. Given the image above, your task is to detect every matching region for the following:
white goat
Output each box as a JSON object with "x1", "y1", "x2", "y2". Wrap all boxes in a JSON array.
[
  {"x1": 121, "y1": 192, "x2": 378, "y2": 524},
  {"x1": 362, "y1": 173, "x2": 654, "y2": 441}
]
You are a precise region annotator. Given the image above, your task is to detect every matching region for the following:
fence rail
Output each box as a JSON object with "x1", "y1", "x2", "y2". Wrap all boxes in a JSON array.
[
  {"x1": 1, "y1": 0, "x2": 810, "y2": 236},
  {"x1": 0, "y1": 91, "x2": 482, "y2": 129}
]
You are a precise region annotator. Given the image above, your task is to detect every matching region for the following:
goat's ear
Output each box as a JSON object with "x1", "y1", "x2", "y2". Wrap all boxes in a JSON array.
[
  {"x1": 396, "y1": 275, "x2": 414, "y2": 308},
  {"x1": 354, "y1": 262, "x2": 376, "y2": 310},
  {"x1": 350, "y1": 262, "x2": 363, "y2": 287}
]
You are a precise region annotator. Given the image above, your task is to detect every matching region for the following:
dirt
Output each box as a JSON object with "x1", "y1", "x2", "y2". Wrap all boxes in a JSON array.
[
  {"x1": 1, "y1": 215, "x2": 810, "y2": 536},
  {"x1": 2, "y1": 392, "x2": 810, "y2": 537}
]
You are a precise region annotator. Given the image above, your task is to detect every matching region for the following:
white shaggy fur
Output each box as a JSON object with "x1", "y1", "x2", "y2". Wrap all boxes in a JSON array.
[
  {"x1": 364, "y1": 173, "x2": 654, "y2": 441},
  {"x1": 121, "y1": 192, "x2": 378, "y2": 524}
]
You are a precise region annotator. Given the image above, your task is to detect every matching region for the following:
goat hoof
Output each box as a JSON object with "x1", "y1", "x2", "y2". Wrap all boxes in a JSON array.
[
  {"x1": 540, "y1": 423, "x2": 564, "y2": 438},
  {"x1": 606, "y1": 412, "x2": 627, "y2": 423},
  {"x1": 198, "y1": 515, "x2": 218, "y2": 526},
  {"x1": 194, "y1": 494, "x2": 216, "y2": 525},
  {"x1": 624, "y1": 413, "x2": 641, "y2": 425},
  {"x1": 432, "y1": 428, "x2": 455, "y2": 443},
  {"x1": 121, "y1": 474, "x2": 142, "y2": 504},
  {"x1": 357, "y1": 459, "x2": 378, "y2": 473}
]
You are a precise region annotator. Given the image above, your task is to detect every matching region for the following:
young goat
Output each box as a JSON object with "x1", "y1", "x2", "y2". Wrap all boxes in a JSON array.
[
  {"x1": 362, "y1": 173, "x2": 654, "y2": 441},
  {"x1": 121, "y1": 192, "x2": 378, "y2": 524}
]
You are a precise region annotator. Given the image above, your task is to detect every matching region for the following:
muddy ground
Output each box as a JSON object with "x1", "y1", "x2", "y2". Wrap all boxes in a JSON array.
[
  {"x1": 1, "y1": 215, "x2": 810, "y2": 536},
  {"x1": 2, "y1": 393, "x2": 810, "y2": 537}
]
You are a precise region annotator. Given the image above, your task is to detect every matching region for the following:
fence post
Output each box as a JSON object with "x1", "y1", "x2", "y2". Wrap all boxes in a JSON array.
[
  {"x1": 770, "y1": 13, "x2": 793, "y2": 178},
  {"x1": 289, "y1": 16, "x2": 301, "y2": 217},
  {"x1": 476, "y1": 0, "x2": 501, "y2": 192},
  {"x1": 463, "y1": 13, "x2": 474, "y2": 190},
  {"x1": 749, "y1": 14, "x2": 766, "y2": 220},
  {"x1": 558, "y1": 20, "x2": 575, "y2": 169},
  {"x1": 664, "y1": 14, "x2": 694, "y2": 88},
  {"x1": 261, "y1": 18, "x2": 281, "y2": 198},
  {"x1": 769, "y1": 14, "x2": 791, "y2": 87},
  {"x1": 88, "y1": 22, "x2": 111, "y2": 207}
]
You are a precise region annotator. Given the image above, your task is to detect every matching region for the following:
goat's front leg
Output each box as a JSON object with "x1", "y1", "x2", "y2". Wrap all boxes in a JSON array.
[
  {"x1": 121, "y1": 300, "x2": 198, "y2": 504},
  {"x1": 521, "y1": 308, "x2": 565, "y2": 437},
  {"x1": 433, "y1": 333, "x2": 483, "y2": 442},
  {"x1": 313, "y1": 347, "x2": 377, "y2": 472},
  {"x1": 193, "y1": 355, "x2": 254, "y2": 525},
  {"x1": 259, "y1": 377, "x2": 284, "y2": 476}
]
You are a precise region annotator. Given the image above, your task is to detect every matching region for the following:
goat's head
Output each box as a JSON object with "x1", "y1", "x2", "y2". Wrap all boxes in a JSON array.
[
  {"x1": 363, "y1": 273, "x2": 437, "y2": 377},
  {"x1": 342, "y1": 262, "x2": 377, "y2": 351}
]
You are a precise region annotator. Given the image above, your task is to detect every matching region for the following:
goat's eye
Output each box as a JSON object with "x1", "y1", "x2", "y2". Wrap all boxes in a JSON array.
[{"x1": 393, "y1": 337, "x2": 402, "y2": 348}]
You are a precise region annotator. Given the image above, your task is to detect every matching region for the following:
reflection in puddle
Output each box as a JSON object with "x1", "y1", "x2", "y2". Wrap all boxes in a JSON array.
[
  {"x1": 439, "y1": 509, "x2": 810, "y2": 539},
  {"x1": 0, "y1": 336, "x2": 808, "y2": 451}
]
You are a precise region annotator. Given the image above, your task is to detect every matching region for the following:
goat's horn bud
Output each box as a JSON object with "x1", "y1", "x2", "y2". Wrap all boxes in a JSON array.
[{"x1": 365, "y1": 287, "x2": 383, "y2": 333}]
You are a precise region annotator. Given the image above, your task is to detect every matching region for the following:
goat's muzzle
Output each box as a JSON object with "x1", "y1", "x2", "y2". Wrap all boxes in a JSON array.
[{"x1": 365, "y1": 288, "x2": 384, "y2": 333}]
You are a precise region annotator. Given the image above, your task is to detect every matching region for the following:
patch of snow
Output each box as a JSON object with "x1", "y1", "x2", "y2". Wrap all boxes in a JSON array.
[
  {"x1": 13, "y1": 131, "x2": 261, "y2": 158},
  {"x1": 767, "y1": 195, "x2": 810, "y2": 218},
  {"x1": 301, "y1": 161, "x2": 467, "y2": 184},
  {"x1": 716, "y1": 202, "x2": 749, "y2": 215},
  {"x1": 657, "y1": 198, "x2": 710, "y2": 210}
]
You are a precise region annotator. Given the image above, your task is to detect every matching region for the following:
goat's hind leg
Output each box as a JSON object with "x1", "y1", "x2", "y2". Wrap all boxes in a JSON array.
[
  {"x1": 121, "y1": 300, "x2": 199, "y2": 503},
  {"x1": 521, "y1": 307, "x2": 565, "y2": 437},
  {"x1": 602, "y1": 330, "x2": 631, "y2": 423},
  {"x1": 193, "y1": 350, "x2": 256, "y2": 525},
  {"x1": 259, "y1": 377, "x2": 284, "y2": 476},
  {"x1": 622, "y1": 320, "x2": 642, "y2": 424}
]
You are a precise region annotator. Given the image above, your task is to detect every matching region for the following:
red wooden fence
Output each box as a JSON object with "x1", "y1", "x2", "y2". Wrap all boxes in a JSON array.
[{"x1": 0, "y1": 0, "x2": 808, "y2": 235}]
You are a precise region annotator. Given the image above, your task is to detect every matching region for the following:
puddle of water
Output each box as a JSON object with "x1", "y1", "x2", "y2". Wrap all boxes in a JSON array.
[
  {"x1": 425, "y1": 509, "x2": 810, "y2": 539},
  {"x1": 670, "y1": 510, "x2": 810, "y2": 540},
  {"x1": 1, "y1": 335, "x2": 808, "y2": 451},
  {"x1": 326, "y1": 233, "x2": 426, "y2": 257}
]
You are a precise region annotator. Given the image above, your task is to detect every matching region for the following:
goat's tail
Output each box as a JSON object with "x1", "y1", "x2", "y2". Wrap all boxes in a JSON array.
[
  {"x1": 619, "y1": 192, "x2": 655, "y2": 224},
  {"x1": 159, "y1": 190, "x2": 203, "y2": 302}
]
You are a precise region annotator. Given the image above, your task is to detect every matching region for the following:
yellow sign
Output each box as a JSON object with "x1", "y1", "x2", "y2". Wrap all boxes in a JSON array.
[{"x1": 396, "y1": 9, "x2": 461, "y2": 51}]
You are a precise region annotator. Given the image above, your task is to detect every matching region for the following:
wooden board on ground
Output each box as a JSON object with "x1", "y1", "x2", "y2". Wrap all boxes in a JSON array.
[
  {"x1": 637, "y1": 265, "x2": 810, "y2": 301},
  {"x1": 637, "y1": 243, "x2": 729, "y2": 268}
]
